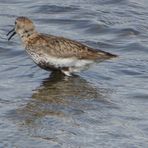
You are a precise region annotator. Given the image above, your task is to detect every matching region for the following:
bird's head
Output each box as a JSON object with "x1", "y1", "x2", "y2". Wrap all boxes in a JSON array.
[{"x1": 7, "y1": 16, "x2": 36, "y2": 40}]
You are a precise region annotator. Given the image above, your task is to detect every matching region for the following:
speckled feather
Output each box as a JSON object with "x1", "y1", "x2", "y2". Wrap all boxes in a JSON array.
[{"x1": 26, "y1": 33, "x2": 116, "y2": 60}]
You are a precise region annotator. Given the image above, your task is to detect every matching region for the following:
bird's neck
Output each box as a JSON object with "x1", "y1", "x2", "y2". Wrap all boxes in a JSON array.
[{"x1": 20, "y1": 30, "x2": 37, "y2": 43}]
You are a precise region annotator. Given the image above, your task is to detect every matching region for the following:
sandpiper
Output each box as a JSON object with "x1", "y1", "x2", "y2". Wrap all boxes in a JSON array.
[{"x1": 7, "y1": 17, "x2": 117, "y2": 76}]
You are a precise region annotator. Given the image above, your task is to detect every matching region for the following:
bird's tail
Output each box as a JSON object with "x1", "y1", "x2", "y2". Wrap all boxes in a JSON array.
[{"x1": 97, "y1": 50, "x2": 118, "y2": 60}]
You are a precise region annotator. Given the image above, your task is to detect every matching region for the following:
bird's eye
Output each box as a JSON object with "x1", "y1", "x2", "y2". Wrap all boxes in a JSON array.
[{"x1": 15, "y1": 21, "x2": 17, "y2": 25}]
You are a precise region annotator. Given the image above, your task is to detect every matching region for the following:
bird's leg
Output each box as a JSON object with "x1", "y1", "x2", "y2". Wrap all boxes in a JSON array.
[{"x1": 61, "y1": 67, "x2": 72, "y2": 76}]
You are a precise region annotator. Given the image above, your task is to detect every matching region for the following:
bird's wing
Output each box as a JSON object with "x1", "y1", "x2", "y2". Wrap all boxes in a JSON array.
[{"x1": 29, "y1": 33, "x2": 116, "y2": 60}]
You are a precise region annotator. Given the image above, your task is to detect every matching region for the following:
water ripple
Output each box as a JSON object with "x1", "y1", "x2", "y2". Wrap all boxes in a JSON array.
[{"x1": 0, "y1": 0, "x2": 148, "y2": 147}]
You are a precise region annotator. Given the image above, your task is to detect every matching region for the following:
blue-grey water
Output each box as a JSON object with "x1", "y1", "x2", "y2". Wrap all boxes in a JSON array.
[{"x1": 0, "y1": 0, "x2": 148, "y2": 147}]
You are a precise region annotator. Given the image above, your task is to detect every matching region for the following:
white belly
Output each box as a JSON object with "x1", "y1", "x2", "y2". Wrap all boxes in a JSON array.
[{"x1": 27, "y1": 51, "x2": 94, "y2": 69}]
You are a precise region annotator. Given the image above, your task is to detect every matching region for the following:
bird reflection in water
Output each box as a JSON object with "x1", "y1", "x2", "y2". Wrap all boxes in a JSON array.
[{"x1": 14, "y1": 71, "x2": 111, "y2": 126}]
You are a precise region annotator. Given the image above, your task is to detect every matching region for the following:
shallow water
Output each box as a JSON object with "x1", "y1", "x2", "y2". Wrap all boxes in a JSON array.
[{"x1": 0, "y1": 0, "x2": 148, "y2": 147}]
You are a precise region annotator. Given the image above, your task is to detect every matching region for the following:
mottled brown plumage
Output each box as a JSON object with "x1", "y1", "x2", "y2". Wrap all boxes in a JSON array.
[
  {"x1": 26, "y1": 33, "x2": 116, "y2": 59},
  {"x1": 7, "y1": 17, "x2": 117, "y2": 76}
]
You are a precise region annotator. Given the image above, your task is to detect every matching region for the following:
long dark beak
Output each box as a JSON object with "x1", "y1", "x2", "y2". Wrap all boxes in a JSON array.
[{"x1": 7, "y1": 28, "x2": 16, "y2": 41}]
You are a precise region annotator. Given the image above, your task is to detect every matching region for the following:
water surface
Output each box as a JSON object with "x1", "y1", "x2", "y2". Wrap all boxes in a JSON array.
[{"x1": 0, "y1": 0, "x2": 148, "y2": 147}]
